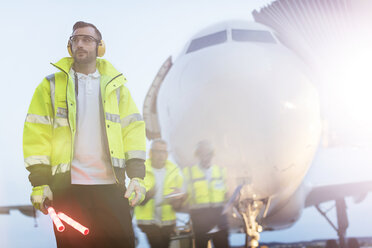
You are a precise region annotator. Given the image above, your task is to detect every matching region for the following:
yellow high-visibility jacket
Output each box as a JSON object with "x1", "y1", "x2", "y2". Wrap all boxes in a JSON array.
[
  {"x1": 23, "y1": 57, "x2": 146, "y2": 188},
  {"x1": 135, "y1": 159, "x2": 184, "y2": 226},
  {"x1": 183, "y1": 164, "x2": 226, "y2": 209}
]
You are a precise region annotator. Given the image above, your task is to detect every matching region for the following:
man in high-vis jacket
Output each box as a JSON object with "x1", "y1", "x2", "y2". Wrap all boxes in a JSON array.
[
  {"x1": 23, "y1": 21, "x2": 146, "y2": 247},
  {"x1": 183, "y1": 140, "x2": 230, "y2": 248},
  {"x1": 135, "y1": 139, "x2": 184, "y2": 248}
]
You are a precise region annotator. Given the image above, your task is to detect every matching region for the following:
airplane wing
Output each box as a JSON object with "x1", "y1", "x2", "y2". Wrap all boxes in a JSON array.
[
  {"x1": 0, "y1": 205, "x2": 35, "y2": 217},
  {"x1": 305, "y1": 180, "x2": 372, "y2": 207}
]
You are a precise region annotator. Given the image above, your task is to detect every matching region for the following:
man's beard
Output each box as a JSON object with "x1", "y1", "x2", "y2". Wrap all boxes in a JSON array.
[{"x1": 73, "y1": 50, "x2": 96, "y2": 64}]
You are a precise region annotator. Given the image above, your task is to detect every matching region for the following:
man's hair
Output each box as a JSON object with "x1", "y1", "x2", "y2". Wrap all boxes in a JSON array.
[{"x1": 72, "y1": 21, "x2": 102, "y2": 41}]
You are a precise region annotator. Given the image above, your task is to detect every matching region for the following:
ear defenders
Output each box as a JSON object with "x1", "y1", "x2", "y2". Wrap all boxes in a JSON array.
[{"x1": 67, "y1": 39, "x2": 106, "y2": 57}]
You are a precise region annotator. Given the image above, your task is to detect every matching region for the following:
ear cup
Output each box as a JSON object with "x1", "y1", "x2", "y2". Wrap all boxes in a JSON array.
[
  {"x1": 67, "y1": 41, "x2": 73, "y2": 56},
  {"x1": 97, "y1": 40, "x2": 106, "y2": 57}
]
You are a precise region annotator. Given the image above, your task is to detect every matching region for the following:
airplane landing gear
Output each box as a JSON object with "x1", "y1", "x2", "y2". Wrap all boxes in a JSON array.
[
  {"x1": 238, "y1": 199, "x2": 264, "y2": 248},
  {"x1": 316, "y1": 198, "x2": 349, "y2": 248}
]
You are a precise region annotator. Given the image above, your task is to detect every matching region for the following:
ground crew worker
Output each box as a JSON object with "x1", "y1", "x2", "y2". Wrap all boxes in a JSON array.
[
  {"x1": 135, "y1": 139, "x2": 184, "y2": 248},
  {"x1": 23, "y1": 21, "x2": 146, "y2": 247},
  {"x1": 183, "y1": 140, "x2": 230, "y2": 248}
]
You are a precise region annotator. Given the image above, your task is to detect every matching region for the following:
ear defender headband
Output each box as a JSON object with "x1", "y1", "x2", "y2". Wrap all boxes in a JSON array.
[{"x1": 67, "y1": 37, "x2": 106, "y2": 57}]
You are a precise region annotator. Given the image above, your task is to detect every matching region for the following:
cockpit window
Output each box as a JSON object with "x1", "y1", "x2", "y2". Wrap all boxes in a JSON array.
[
  {"x1": 186, "y1": 30, "x2": 227, "y2": 54},
  {"x1": 232, "y1": 29, "x2": 276, "y2": 43}
]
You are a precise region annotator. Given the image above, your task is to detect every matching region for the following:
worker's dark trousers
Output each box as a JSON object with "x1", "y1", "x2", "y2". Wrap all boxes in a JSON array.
[
  {"x1": 51, "y1": 184, "x2": 135, "y2": 248},
  {"x1": 138, "y1": 224, "x2": 175, "y2": 248},
  {"x1": 190, "y1": 207, "x2": 230, "y2": 248}
]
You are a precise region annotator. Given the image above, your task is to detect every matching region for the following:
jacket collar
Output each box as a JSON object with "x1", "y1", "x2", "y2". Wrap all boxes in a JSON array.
[{"x1": 52, "y1": 57, "x2": 122, "y2": 78}]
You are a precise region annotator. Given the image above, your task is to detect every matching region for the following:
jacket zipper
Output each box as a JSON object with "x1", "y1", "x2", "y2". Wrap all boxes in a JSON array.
[
  {"x1": 103, "y1": 73, "x2": 123, "y2": 184},
  {"x1": 51, "y1": 63, "x2": 75, "y2": 173}
]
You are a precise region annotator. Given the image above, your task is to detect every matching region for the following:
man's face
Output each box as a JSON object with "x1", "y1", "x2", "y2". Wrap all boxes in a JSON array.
[
  {"x1": 150, "y1": 142, "x2": 168, "y2": 169},
  {"x1": 196, "y1": 146, "x2": 213, "y2": 168},
  {"x1": 70, "y1": 26, "x2": 99, "y2": 64},
  {"x1": 198, "y1": 152, "x2": 213, "y2": 168}
]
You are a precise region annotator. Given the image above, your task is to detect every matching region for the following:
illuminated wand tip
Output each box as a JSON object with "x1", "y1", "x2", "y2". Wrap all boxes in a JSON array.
[{"x1": 47, "y1": 207, "x2": 65, "y2": 232}]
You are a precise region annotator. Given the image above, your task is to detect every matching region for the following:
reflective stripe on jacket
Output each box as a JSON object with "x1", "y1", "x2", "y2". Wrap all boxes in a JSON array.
[
  {"x1": 23, "y1": 57, "x2": 146, "y2": 187},
  {"x1": 183, "y1": 164, "x2": 226, "y2": 209},
  {"x1": 135, "y1": 159, "x2": 183, "y2": 226}
]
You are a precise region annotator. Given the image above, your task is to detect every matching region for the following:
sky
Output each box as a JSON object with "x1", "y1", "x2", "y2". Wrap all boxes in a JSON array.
[{"x1": 0, "y1": 0, "x2": 371, "y2": 247}]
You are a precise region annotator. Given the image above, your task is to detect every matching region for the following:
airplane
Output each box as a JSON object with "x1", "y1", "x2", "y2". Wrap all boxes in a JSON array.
[
  {"x1": 2, "y1": 7, "x2": 371, "y2": 247},
  {"x1": 142, "y1": 20, "x2": 372, "y2": 247},
  {"x1": 3, "y1": 19, "x2": 371, "y2": 248}
]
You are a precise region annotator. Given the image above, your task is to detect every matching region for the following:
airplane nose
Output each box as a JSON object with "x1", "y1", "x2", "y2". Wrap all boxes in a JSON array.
[{"x1": 159, "y1": 43, "x2": 322, "y2": 198}]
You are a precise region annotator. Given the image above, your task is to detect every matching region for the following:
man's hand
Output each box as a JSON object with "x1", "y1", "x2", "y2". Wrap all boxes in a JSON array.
[
  {"x1": 30, "y1": 185, "x2": 53, "y2": 215},
  {"x1": 168, "y1": 187, "x2": 184, "y2": 199},
  {"x1": 124, "y1": 178, "x2": 146, "y2": 207},
  {"x1": 167, "y1": 187, "x2": 186, "y2": 210}
]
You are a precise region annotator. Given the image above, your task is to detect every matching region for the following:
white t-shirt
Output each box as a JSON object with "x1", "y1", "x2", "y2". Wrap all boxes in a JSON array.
[
  {"x1": 70, "y1": 68, "x2": 116, "y2": 184},
  {"x1": 152, "y1": 167, "x2": 166, "y2": 225},
  {"x1": 199, "y1": 164, "x2": 213, "y2": 182}
]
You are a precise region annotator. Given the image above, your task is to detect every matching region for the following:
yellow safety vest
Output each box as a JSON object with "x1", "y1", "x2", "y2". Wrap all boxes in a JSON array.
[
  {"x1": 23, "y1": 57, "x2": 146, "y2": 187},
  {"x1": 135, "y1": 159, "x2": 183, "y2": 226},
  {"x1": 183, "y1": 164, "x2": 226, "y2": 209}
]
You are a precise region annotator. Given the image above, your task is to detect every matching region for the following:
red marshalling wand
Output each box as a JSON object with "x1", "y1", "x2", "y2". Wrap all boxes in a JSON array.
[
  {"x1": 46, "y1": 206, "x2": 89, "y2": 235},
  {"x1": 47, "y1": 207, "x2": 65, "y2": 232},
  {"x1": 57, "y1": 212, "x2": 89, "y2": 235}
]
